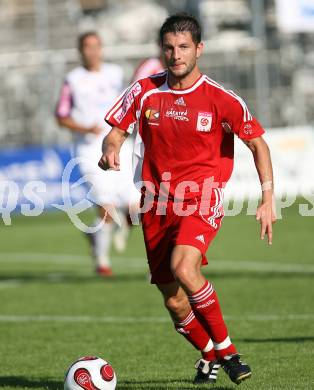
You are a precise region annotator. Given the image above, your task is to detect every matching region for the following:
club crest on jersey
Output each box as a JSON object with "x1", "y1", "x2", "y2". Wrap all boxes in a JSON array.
[
  {"x1": 197, "y1": 112, "x2": 212, "y2": 132},
  {"x1": 145, "y1": 108, "x2": 160, "y2": 123}
]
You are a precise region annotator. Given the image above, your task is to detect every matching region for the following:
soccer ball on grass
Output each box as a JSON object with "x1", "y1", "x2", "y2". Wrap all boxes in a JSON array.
[{"x1": 64, "y1": 356, "x2": 116, "y2": 390}]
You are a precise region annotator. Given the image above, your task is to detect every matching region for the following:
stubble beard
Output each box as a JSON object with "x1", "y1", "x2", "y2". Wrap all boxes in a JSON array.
[{"x1": 167, "y1": 59, "x2": 197, "y2": 81}]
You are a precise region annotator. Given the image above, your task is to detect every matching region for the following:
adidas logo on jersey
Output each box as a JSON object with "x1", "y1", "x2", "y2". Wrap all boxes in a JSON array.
[
  {"x1": 174, "y1": 97, "x2": 186, "y2": 106},
  {"x1": 195, "y1": 234, "x2": 205, "y2": 244}
]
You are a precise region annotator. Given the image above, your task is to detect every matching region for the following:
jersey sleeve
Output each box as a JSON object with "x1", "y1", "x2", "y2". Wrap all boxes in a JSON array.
[
  {"x1": 222, "y1": 92, "x2": 265, "y2": 140},
  {"x1": 55, "y1": 80, "x2": 73, "y2": 118},
  {"x1": 105, "y1": 80, "x2": 142, "y2": 134}
]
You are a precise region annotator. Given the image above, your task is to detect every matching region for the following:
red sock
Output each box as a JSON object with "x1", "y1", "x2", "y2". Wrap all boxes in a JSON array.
[
  {"x1": 189, "y1": 281, "x2": 237, "y2": 359},
  {"x1": 175, "y1": 310, "x2": 216, "y2": 361}
]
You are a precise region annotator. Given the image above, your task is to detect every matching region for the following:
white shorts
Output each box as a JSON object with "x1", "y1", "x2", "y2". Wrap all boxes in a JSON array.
[{"x1": 75, "y1": 137, "x2": 140, "y2": 209}]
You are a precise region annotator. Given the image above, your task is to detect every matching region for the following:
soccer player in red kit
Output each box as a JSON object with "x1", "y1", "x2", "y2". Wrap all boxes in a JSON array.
[{"x1": 99, "y1": 14, "x2": 276, "y2": 385}]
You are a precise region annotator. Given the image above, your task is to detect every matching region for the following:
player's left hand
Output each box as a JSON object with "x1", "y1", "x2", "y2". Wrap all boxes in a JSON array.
[{"x1": 256, "y1": 196, "x2": 276, "y2": 245}]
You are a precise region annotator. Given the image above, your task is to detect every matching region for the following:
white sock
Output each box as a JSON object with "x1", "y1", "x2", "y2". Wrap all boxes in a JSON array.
[
  {"x1": 112, "y1": 209, "x2": 130, "y2": 253},
  {"x1": 93, "y1": 218, "x2": 113, "y2": 267}
]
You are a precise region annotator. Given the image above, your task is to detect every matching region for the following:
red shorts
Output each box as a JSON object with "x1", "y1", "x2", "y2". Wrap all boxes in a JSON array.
[{"x1": 141, "y1": 189, "x2": 224, "y2": 284}]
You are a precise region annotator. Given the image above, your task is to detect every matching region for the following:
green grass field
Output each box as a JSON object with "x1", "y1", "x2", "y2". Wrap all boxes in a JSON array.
[{"x1": 0, "y1": 201, "x2": 314, "y2": 390}]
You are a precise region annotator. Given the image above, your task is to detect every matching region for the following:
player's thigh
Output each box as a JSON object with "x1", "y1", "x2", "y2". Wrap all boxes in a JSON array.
[
  {"x1": 97, "y1": 205, "x2": 114, "y2": 223},
  {"x1": 171, "y1": 245, "x2": 203, "y2": 275}
]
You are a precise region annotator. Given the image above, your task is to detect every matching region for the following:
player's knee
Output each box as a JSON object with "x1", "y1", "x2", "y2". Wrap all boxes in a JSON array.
[
  {"x1": 171, "y1": 260, "x2": 195, "y2": 286},
  {"x1": 164, "y1": 294, "x2": 188, "y2": 315},
  {"x1": 98, "y1": 205, "x2": 114, "y2": 223}
]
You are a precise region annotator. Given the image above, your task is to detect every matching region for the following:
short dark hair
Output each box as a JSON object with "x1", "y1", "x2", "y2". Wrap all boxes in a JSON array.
[
  {"x1": 159, "y1": 13, "x2": 202, "y2": 45},
  {"x1": 78, "y1": 31, "x2": 101, "y2": 51}
]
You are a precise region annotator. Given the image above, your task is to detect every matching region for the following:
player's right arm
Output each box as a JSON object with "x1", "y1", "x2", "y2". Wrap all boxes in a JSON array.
[
  {"x1": 98, "y1": 80, "x2": 144, "y2": 171},
  {"x1": 98, "y1": 127, "x2": 128, "y2": 171},
  {"x1": 55, "y1": 80, "x2": 101, "y2": 135},
  {"x1": 56, "y1": 116, "x2": 101, "y2": 135}
]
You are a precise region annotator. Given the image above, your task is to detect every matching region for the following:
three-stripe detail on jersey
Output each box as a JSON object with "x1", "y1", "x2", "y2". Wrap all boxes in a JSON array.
[{"x1": 204, "y1": 76, "x2": 252, "y2": 122}]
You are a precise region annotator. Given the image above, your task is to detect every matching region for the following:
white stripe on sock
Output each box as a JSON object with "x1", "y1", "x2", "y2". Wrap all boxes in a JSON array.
[
  {"x1": 177, "y1": 310, "x2": 195, "y2": 327},
  {"x1": 202, "y1": 338, "x2": 214, "y2": 353},
  {"x1": 189, "y1": 285, "x2": 214, "y2": 303},
  {"x1": 214, "y1": 336, "x2": 232, "y2": 351},
  {"x1": 190, "y1": 282, "x2": 211, "y2": 299}
]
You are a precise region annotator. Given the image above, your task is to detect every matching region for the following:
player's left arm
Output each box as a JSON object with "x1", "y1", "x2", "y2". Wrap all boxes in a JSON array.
[{"x1": 243, "y1": 136, "x2": 276, "y2": 245}]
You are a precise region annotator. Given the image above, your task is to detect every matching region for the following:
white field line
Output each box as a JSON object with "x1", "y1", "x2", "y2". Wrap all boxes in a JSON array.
[
  {"x1": 0, "y1": 252, "x2": 89, "y2": 263},
  {"x1": 0, "y1": 280, "x2": 23, "y2": 289},
  {"x1": 1, "y1": 252, "x2": 314, "y2": 273},
  {"x1": 0, "y1": 314, "x2": 313, "y2": 323}
]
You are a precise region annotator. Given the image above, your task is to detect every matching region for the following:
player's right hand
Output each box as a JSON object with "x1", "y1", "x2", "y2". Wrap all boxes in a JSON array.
[
  {"x1": 98, "y1": 151, "x2": 120, "y2": 171},
  {"x1": 88, "y1": 125, "x2": 102, "y2": 135}
]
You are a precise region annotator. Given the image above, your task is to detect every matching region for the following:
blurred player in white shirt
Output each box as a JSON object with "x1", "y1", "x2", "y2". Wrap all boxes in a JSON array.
[{"x1": 56, "y1": 31, "x2": 139, "y2": 277}]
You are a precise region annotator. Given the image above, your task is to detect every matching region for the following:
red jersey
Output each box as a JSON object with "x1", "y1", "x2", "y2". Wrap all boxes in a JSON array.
[{"x1": 105, "y1": 71, "x2": 264, "y2": 200}]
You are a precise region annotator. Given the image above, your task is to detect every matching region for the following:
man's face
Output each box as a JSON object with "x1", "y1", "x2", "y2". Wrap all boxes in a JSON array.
[
  {"x1": 80, "y1": 35, "x2": 102, "y2": 68},
  {"x1": 162, "y1": 31, "x2": 203, "y2": 79}
]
